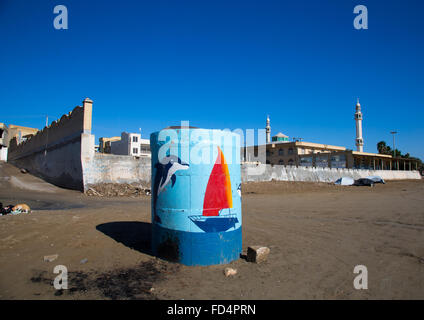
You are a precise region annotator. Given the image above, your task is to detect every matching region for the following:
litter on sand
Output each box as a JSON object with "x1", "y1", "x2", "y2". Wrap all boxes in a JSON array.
[
  {"x1": 365, "y1": 176, "x2": 386, "y2": 184},
  {"x1": 334, "y1": 176, "x2": 385, "y2": 187},
  {"x1": 1, "y1": 202, "x2": 31, "y2": 216},
  {"x1": 334, "y1": 177, "x2": 355, "y2": 186},
  {"x1": 353, "y1": 178, "x2": 375, "y2": 187}
]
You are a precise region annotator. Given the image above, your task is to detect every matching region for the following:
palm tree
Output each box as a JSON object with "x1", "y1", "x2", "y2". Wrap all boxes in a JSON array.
[{"x1": 377, "y1": 141, "x2": 391, "y2": 155}]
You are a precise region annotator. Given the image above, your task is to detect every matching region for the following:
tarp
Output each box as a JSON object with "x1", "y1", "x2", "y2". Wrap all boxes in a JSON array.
[
  {"x1": 365, "y1": 176, "x2": 386, "y2": 184},
  {"x1": 334, "y1": 177, "x2": 355, "y2": 186},
  {"x1": 354, "y1": 178, "x2": 375, "y2": 186}
]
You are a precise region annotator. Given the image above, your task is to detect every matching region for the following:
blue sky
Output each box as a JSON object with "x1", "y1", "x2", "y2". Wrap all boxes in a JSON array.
[{"x1": 1, "y1": 0, "x2": 423, "y2": 158}]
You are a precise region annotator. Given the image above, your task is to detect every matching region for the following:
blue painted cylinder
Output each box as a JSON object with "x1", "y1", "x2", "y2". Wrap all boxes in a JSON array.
[{"x1": 150, "y1": 127, "x2": 242, "y2": 266}]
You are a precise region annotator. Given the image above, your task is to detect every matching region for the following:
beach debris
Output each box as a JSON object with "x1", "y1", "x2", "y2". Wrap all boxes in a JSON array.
[
  {"x1": 11, "y1": 203, "x2": 31, "y2": 214},
  {"x1": 354, "y1": 178, "x2": 375, "y2": 187},
  {"x1": 85, "y1": 183, "x2": 150, "y2": 197},
  {"x1": 224, "y1": 267, "x2": 237, "y2": 277},
  {"x1": 80, "y1": 258, "x2": 88, "y2": 264},
  {"x1": 44, "y1": 254, "x2": 58, "y2": 262},
  {"x1": 0, "y1": 203, "x2": 14, "y2": 215},
  {"x1": 366, "y1": 175, "x2": 385, "y2": 184},
  {"x1": 246, "y1": 246, "x2": 270, "y2": 263},
  {"x1": 1, "y1": 203, "x2": 31, "y2": 215},
  {"x1": 334, "y1": 177, "x2": 354, "y2": 186}
]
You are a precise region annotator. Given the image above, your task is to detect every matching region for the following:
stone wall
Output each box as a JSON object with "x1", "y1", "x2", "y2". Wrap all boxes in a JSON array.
[
  {"x1": 82, "y1": 153, "x2": 151, "y2": 189},
  {"x1": 7, "y1": 99, "x2": 93, "y2": 191},
  {"x1": 242, "y1": 163, "x2": 422, "y2": 183}
]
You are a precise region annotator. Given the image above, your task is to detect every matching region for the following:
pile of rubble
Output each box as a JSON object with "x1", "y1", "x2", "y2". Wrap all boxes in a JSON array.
[{"x1": 85, "y1": 183, "x2": 151, "y2": 197}]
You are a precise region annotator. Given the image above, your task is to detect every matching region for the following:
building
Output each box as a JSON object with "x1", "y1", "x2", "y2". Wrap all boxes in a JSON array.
[
  {"x1": 6, "y1": 124, "x2": 39, "y2": 146},
  {"x1": 244, "y1": 140, "x2": 347, "y2": 166},
  {"x1": 272, "y1": 132, "x2": 289, "y2": 142},
  {"x1": 242, "y1": 101, "x2": 420, "y2": 171},
  {"x1": 110, "y1": 132, "x2": 151, "y2": 157},
  {"x1": 0, "y1": 123, "x2": 39, "y2": 162},
  {"x1": 99, "y1": 136, "x2": 121, "y2": 153},
  {"x1": 0, "y1": 123, "x2": 9, "y2": 161}
]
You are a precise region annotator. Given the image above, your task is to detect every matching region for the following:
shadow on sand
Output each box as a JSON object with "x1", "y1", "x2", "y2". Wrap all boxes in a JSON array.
[{"x1": 96, "y1": 221, "x2": 152, "y2": 255}]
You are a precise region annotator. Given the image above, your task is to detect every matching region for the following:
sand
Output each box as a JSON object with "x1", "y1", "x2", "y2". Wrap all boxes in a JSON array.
[{"x1": 0, "y1": 162, "x2": 423, "y2": 299}]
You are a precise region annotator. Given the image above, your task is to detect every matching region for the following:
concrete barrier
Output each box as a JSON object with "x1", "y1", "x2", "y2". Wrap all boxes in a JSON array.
[{"x1": 241, "y1": 164, "x2": 421, "y2": 183}]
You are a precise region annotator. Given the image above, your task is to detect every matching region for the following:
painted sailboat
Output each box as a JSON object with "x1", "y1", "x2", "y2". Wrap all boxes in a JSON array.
[{"x1": 189, "y1": 146, "x2": 239, "y2": 232}]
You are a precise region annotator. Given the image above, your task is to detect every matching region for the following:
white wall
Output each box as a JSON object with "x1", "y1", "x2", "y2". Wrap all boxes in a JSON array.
[
  {"x1": 242, "y1": 163, "x2": 422, "y2": 183},
  {"x1": 110, "y1": 132, "x2": 144, "y2": 156},
  {"x1": 0, "y1": 147, "x2": 8, "y2": 161},
  {"x1": 128, "y1": 133, "x2": 141, "y2": 156}
]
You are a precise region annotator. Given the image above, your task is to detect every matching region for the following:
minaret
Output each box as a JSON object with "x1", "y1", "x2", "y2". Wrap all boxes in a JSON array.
[
  {"x1": 354, "y1": 99, "x2": 364, "y2": 152},
  {"x1": 266, "y1": 115, "x2": 271, "y2": 143}
]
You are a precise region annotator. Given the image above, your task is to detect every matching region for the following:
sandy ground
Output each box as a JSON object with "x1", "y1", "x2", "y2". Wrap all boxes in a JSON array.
[{"x1": 0, "y1": 162, "x2": 423, "y2": 300}]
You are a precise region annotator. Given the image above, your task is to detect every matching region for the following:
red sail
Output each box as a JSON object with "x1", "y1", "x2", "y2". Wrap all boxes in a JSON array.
[{"x1": 202, "y1": 147, "x2": 233, "y2": 216}]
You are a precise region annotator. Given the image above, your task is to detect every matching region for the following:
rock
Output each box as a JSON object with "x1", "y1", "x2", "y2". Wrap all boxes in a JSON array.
[
  {"x1": 20, "y1": 168, "x2": 28, "y2": 174},
  {"x1": 224, "y1": 267, "x2": 237, "y2": 277},
  {"x1": 80, "y1": 258, "x2": 88, "y2": 264},
  {"x1": 246, "y1": 246, "x2": 270, "y2": 263},
  {"x1": 44, "y1": 254, "x2": 58, "y2": 262}
]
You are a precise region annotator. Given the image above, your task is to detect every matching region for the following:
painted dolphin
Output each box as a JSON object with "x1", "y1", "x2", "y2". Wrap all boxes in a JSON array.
[{"x1": 152, "y1": 155, "x2": 189, "y2": 223}]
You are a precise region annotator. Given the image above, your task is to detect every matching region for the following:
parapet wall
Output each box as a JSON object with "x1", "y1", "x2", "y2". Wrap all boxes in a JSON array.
[
  {"x1": 7, "y1": 101, "x2": 93, "y2": 190},
  {"x1": 241, "y1": 164, "x2": 422, "y2": 183}
]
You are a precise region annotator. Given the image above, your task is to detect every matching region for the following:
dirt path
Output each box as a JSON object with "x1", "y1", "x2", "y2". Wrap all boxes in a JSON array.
[{"x1": 0, "y1": 162, "x2": 423, "y2": 299}]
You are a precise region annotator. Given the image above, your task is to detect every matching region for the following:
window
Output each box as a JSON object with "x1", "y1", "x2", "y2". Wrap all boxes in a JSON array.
[
  {"x1": 132, "y1": 136, "x2": 138, "y2": 142},
  {"x1": 278, "y1": 149, "x2": 284, "y2": 156},
  {"x1": 288, "y1": 148, "x2": 294, "y2": 155},
  {"x1": 279, "y1": 160, "x2": 284, "y2": 165},
  {"x1": 132, "y1": 148, "x2": 138, "y2": 154},
  {"x1": 288, "y1": 159, "x2": 294, "y2": 166}
]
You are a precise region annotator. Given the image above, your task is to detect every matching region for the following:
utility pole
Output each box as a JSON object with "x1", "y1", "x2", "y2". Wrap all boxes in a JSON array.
[{"x1": 390, "y1": 131, "x2": 397, "y2": 157}]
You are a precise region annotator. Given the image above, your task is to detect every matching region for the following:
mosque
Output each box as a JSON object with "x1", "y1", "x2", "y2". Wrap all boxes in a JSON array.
[{"x1": 242, "y1": 100, "x2": 418, "y2": 171}]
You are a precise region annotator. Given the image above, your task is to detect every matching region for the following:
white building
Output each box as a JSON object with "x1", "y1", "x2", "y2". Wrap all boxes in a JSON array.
[
  {"x1": 0, "y1": 123, "x2": 8, "y2": 161},
  {"x1": 110, "y1": 132, "x2": 151, "y2": 157}
]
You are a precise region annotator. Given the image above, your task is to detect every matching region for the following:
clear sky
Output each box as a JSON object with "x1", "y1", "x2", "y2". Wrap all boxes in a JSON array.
[{"x1": 1, "y1": 0, "x2": 423, "y2": 158}]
